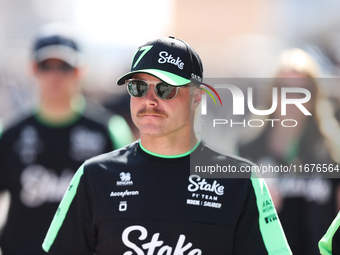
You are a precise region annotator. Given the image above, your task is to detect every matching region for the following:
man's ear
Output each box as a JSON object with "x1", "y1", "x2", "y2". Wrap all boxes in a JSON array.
[
  {"x1": 191, "y1": 87, "x2": 204, "y2": 110},
  {"x1": 74, "y1": 64, "x2": 87, "y2": 80},
  {"x1": 29, "y1": 62, "x2": 38, "y2": 76}
]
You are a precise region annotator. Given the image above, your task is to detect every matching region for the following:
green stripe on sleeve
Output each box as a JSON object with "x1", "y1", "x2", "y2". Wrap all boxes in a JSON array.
[
  {"x1": 42, "y1": 164, "x2": 85, "y2": 252},
  {"x1": 319, "y1": 211, "x2": 340, "y2": 255},
  {"x1": 108, "y1": 115, "x2": 134, "y2": 149},
  {"x1": 250, "y1": 177, "x2": 292, "y2": 255}
]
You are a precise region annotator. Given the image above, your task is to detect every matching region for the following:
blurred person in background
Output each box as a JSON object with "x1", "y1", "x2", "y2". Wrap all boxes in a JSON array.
[
  {"x1": 238, "y1": 48, "x2": 340, "y2": 255},
  {"x1": 104, "y1": 92, "x2": 140, "y2": 139},
  {"x1": 0, "y1": 23, "x2": 134, "y2": 255}
]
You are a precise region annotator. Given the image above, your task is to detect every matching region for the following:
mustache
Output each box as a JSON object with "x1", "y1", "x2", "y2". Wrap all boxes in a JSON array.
[{"x1": 137, "y1": 107, "x2": 168, "y2": 118}]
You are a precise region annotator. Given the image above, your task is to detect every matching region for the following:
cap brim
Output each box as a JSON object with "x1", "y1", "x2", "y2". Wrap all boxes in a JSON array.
[
  {"x1": 117, "y1": 69, "x2": 191, "y2": 86},
  {"x1": 34, "y1": 45, "x2": 80, "y2": 67}
]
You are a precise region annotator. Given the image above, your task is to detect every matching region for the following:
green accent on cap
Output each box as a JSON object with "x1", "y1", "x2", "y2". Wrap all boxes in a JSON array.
[
  {"x1": 143, "y1": 69, "x2": 191, "y2": 85},
  {"x1": 250, "y1": 177, "x2": 292, "y2": 254},
  {"x1": 117, "y1": 69, "x2": 191, "y2": 86},
  {"x1": 132, "y1": 45, "x2": 153, "y2": 69},
  {"x1": 139, "y1": 139, "x2": 200, "y2": 159},
  {"x1": 108, "y1": 115, "x2": 135, "y2": 149},
  {"x1": 42, "y1": 164, "x2": 84, "y2": 252},
  {"x1": 319, "y1": 211, "x2": 340, "y2": 254}
]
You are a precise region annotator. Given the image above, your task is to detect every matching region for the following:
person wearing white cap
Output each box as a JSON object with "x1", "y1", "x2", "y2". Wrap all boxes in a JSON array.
[{"x1": 0, "y1": 23, "x2": 134, "y2": 255}]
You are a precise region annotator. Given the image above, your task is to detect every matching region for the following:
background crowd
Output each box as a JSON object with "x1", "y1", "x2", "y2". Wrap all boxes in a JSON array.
[{"x1": 1, "y1": 0, "x2": 340, "y2": 255}]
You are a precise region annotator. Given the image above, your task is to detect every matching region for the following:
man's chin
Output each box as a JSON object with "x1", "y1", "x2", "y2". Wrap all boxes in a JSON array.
[{"x1": 138, "y1": 125, "x2": 166, "y2": 137}]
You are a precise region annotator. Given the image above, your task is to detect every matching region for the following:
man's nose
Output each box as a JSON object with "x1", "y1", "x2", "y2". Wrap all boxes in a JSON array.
[{"x1": 143, "y1": 84, "x2": 159, "y2": 106}]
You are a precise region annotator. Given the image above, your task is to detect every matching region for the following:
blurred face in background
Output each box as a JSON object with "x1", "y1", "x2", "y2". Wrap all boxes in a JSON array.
[
  {"x1": 32, "y1": 58, "x2": 80, "y2": 104},
  {"x1": 273, "y1": 69, "x2": 317, "y2": 119}
]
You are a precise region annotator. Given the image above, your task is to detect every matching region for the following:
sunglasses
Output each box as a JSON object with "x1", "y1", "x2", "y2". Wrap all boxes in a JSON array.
[
  {"x1": 37, "y1": 62, "x2": 75, "y2": 73},
  {"x1": 125, "y1": 79, "x2": 191, "y2": 100}
]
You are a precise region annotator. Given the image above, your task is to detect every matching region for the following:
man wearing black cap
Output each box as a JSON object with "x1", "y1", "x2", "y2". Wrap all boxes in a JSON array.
[
  {"x1": 0, "y1": 23, "x2": 134, "y2": 255},
  {"x1": 43, "y1": 37, "x2": 292, "y2": 255}
]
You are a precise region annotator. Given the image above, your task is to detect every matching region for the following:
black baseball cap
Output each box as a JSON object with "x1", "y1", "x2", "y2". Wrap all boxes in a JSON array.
[
  {"x1": 32, "y1": 23, "x2": 81, "y2": 67},
  {"x1": 117, "y1": 36, "x2": 203, "y2": 86}
]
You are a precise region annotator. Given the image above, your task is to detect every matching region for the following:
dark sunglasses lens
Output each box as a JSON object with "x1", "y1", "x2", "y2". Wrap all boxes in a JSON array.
[
  {"x1": 128, "y1": 81, "x2": 148, "y2": 98},
  {"x1": 38, "y1": 62, "x2": 74, "y2": 72},
  {"x1": 37, "y1": 63, "x2": 49, "y2": 71},
  {"x1": 60, "y1": 63, "x2": 74, "y2": 72},
  {"x1": 156, "y1": 83, "x2": 177, "y2": 99}
]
